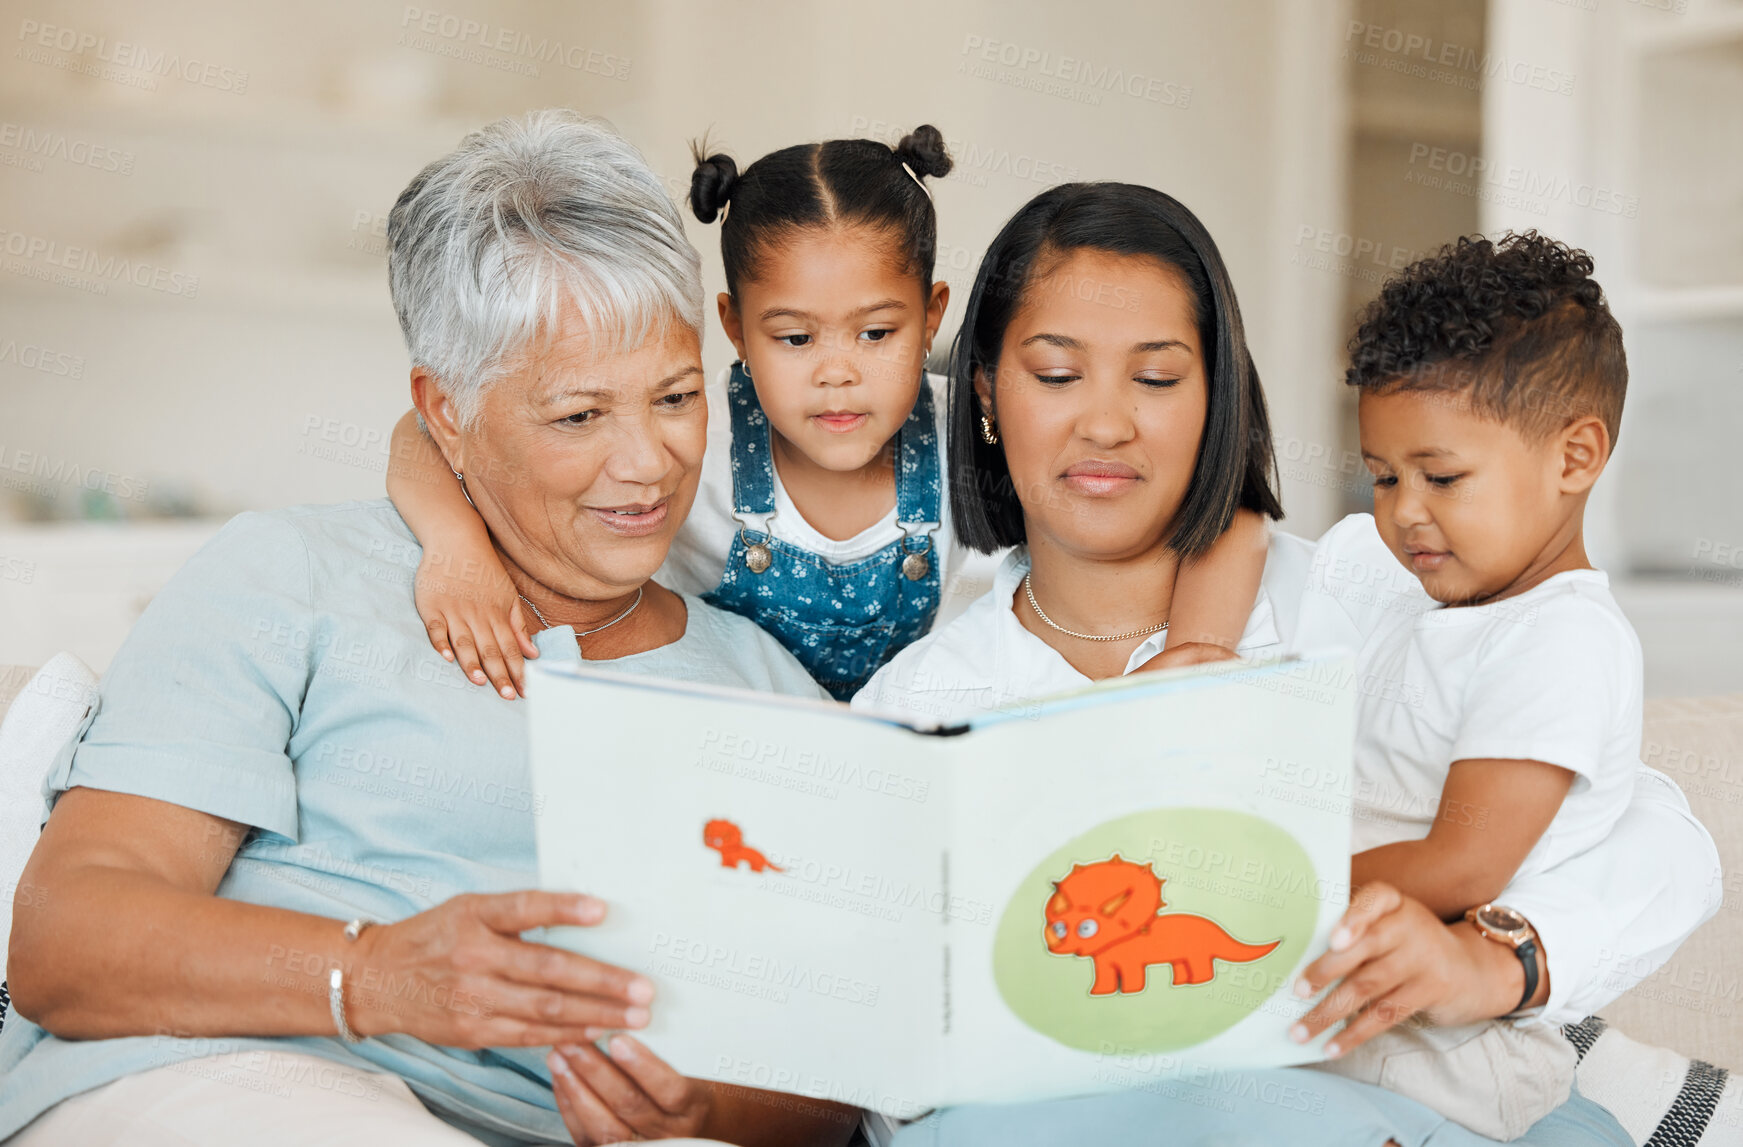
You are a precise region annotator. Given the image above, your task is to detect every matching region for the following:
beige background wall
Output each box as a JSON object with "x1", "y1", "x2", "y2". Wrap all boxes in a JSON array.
[{"x1": 0, "y1": 0, "x2": 1347, "y2": 529}]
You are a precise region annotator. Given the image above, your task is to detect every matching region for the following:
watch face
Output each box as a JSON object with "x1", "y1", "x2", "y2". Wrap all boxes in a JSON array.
[{"x1": 1477, "y1": 905, "x2": 1529, "y2": 936}]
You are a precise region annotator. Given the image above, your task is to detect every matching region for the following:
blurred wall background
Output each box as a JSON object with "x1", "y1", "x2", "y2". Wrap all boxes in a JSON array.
[{"x1": 1, "y1": 0, "x2": 1739, "y2": 695}]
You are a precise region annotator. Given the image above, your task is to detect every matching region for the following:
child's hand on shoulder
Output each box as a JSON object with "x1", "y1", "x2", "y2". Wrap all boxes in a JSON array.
[
  {"x1": 414, "y1": 551, "x2": 538, "y2": 699},
  {"x1": 1134, "y1": 641, "x2": 1239, "y2": 674}
]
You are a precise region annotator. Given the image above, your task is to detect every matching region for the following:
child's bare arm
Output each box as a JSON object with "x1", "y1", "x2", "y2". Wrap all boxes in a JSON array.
[
  {"x1": 1350, "y1": 758, "x2": 1576, "y2": 921},
  {"x1": 1137, "y1": 508, "x2": 1269, "y2": 672},
  {"x1": 387, "y1": 409, "x2": 536, "y2": 699}
]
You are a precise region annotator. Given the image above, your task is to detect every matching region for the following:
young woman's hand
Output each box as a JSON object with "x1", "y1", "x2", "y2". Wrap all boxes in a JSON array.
[
  {"x1": 347, "y1": 891, "x2": 652, "y2": 1048},
  {"x1": 1288, "y1": 882, "x2": 1529, "y2": 1057},
  {"x1": 550, "y1": 1035, "x2": 711, "y2": 1145},
  {"x1": 414, "y1": 548, "x2": 538, "y2": 698}
]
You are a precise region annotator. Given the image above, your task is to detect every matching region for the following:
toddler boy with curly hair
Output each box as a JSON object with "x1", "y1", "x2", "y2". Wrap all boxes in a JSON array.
[{"x1": 1306, "y1": 232, "x2": 1640, "y2": 1140}]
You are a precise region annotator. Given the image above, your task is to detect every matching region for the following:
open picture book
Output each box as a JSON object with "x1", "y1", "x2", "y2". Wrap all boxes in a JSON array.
[{"x1": 527, "y1": 653, "x2": 1356, "y2": 1119}]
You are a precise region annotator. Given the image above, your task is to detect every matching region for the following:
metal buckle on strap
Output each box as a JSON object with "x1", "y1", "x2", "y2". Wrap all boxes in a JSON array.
[
  {"x1": 732, "y1": 511, "x2": 778, "y2": 575},
  {"x1": 896, "y1": 521, "x2": 939, "y2": 582}
]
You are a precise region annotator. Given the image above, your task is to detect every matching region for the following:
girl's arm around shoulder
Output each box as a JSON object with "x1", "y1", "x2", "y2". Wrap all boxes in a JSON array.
[
  {"x1": 1139, "y1": 508, "x2": 1269, "y2": 671},
  {"x1": 387, "y1": 409, "x2": 536, "y2": 699}
]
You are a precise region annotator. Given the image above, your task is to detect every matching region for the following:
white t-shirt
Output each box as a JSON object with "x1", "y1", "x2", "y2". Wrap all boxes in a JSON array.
[
  {"x1": 851, "y1": 533, "x2": 1315, "y2": 725},
  {"x1": 657, "y1": 366, "x2": 998, "y2": 627},
  {"x1": 1313, "y1": 513, "x2": 1642, "y2": 881}
]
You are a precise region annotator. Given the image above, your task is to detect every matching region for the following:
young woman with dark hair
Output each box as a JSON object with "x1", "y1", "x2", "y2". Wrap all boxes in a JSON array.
[
  {"x1": 859, "y1": 181, "x2": 1284, "y2": 707},
  {"x1": 948, "y1": 181, "x2": 1283, "y2": 557}
]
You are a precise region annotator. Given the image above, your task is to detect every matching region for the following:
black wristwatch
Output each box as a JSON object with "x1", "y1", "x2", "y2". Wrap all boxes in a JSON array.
[{"x1": 1465, "y1": 903, "x2": 1541, "y2": 1013}]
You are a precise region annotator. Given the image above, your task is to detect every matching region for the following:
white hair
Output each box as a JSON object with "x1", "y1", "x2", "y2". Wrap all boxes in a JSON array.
[{"x1": 387, "y1": 109, "x2": 703, "y2": 426}]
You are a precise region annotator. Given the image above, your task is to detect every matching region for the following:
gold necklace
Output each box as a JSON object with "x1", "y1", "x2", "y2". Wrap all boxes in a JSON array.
[
  {"x1": 1023, "y1": 574, "x2": 1168, "y2": 642},
  {"x1": 518, "y1": 586, "x2": 644, "y2": 643}
]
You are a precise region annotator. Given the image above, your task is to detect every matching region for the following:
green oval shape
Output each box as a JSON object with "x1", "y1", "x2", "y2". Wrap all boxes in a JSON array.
[{"x1": 993, "y1": 807, "x2": 1318, "y2": 1052}]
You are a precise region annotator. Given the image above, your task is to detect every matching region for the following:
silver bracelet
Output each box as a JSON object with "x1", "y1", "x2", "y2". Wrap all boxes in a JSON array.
[{"x1": 327, "y1": 917, "x2": 373, "y2": 1043}]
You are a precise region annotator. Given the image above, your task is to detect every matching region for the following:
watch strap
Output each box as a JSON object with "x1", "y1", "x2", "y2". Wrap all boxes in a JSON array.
[{"x1": 1514, "y1": 937, "x2": 1539, "y2": 1013}]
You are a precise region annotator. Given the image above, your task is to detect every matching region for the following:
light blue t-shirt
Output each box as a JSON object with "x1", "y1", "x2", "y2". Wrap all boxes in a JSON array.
[{"x1": 0, "y1": 499, "x2": 823, "y2": 1145}]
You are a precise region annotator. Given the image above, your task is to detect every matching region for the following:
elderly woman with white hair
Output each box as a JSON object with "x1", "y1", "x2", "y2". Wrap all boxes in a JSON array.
[{"x1": 0, "y1": 111, "x2": 855, "y2": 1147}]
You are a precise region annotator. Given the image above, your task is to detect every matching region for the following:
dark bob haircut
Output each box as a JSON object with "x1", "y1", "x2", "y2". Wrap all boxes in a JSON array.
[{"x1": 947, "y1": 182, "x2": 1283, "y2": 556}]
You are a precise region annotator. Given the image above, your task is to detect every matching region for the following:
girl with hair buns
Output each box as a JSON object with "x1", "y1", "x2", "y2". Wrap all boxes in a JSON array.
[{"x1": 389, "y1": 124, "x2": 1269, "y2": 699}]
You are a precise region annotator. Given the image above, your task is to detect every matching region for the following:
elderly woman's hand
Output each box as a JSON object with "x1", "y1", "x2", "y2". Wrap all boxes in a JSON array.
[
  {"x1": 549, "y1": 1035, "x2": 712, "y2": 1144},
  {"x1": 348, "y1": 891, "x2": 654, "y2": 1048},
  {"x1": 1287, "y1": 882, "x2": 1531, "y2": 1057}
]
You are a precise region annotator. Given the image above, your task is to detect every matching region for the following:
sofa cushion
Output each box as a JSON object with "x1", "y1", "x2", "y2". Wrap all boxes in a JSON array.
[
  {"x1": 1601, "y1": 695, "x2": 1743, "y2": 1072},
  {"x1": 1562, "y1": 1016, "x2": 1740, "y2": 1144},
  {"x1": 0, "y1": 666, "x2": 31, "y2": 730}
]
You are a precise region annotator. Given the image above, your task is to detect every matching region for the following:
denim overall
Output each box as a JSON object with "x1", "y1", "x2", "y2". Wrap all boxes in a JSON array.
[{"x1": 703, "y1": 362, "x2": 943, "y2": 700}]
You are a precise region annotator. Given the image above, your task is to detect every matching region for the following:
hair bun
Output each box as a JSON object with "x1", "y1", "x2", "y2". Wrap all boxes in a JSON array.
[
  {"x1": 688, "y1": 146, "x2": 738, "y2": 224},
  {"x1": 894, "y1": 124, "x2": 953, "y2": 181}
]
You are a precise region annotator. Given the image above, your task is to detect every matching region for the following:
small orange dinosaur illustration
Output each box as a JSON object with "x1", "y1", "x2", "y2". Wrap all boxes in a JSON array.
[
  {"x1": 703, "y1": 818, "x2": 783, "y2": 873},
  {"x1": 1044, "y1": 854, "x2": 1280, "y2": 995}
]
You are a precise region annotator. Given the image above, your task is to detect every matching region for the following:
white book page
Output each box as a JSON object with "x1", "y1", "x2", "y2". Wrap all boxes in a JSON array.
[
  {"x1": 528, "y1": 666, "x2": 948, "y2": 1118},
  {"x1": 943, "y1": 656, "x2": 1353, "y2": 1106}
]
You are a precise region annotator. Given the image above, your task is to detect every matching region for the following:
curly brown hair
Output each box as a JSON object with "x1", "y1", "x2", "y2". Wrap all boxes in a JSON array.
[{"x1": 1345, "y1": 231, "x2": 1627, "y2": 444}]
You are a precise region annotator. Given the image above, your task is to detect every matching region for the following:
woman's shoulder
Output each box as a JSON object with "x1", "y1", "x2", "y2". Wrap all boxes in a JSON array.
[
  {"x1": 236, "y1": 497, "x2": 414, "y2": 543},
  {"x1": 186, "y1": 499, "x2": 414, "y2": 584}
]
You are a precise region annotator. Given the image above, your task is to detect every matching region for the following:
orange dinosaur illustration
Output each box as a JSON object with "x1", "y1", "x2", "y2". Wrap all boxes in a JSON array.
[
  {"x1": 1044, "y1": 854, "x2": 1280, "y2": 994},
  {"x1": 703, "y1": 819, "x2": 783, "y2": 873}
]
